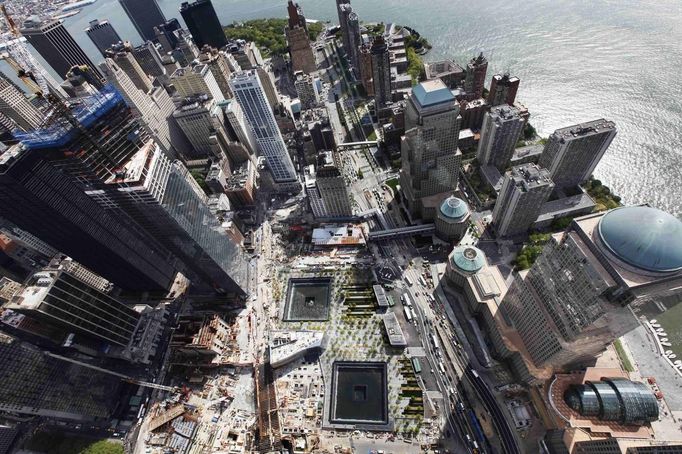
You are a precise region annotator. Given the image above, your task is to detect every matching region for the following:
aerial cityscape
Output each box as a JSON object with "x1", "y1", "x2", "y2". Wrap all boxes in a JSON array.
[{"x1": 0, "y1": 0, "x2": 679, "y2": 453}]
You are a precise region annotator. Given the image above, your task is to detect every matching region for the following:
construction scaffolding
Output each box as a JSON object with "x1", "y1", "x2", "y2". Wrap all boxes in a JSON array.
[{"x1": 14, "y1": 85, "x2": 124, "y2": 149}]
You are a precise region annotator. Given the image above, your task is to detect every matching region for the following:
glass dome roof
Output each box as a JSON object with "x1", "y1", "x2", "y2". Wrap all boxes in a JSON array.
[
  {"x1": 597, "y1": 206, "x2": 682, "y2": 273},
  {"x1": 450, "y1": 246, "x2": 486, "y2": 273},
  {"x1": 440, "y1": 196, "x2": 469, "y2": 220}
]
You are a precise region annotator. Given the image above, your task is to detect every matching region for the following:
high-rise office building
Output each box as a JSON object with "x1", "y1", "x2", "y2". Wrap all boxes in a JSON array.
[
  {"x1": 10, "y1": 87, "x2": 244, "y2": 294},
  {"x1": 171, "y1": 64, "x2": 225, "y2": 102},
  {"x1": 336, "y1": 0, "x2": 361, "y2": 73},
  {"x1": 315, "y1": 151, "x2": 352, "y2": 217},
  {"x1": 198, "y1": 47, "x2": 235, "y2": 98},
  {"x1": 501, "y1": 205, "x2": 682, "y2": 371},
  {"x1": 0, "y1": 143, "x2": 177, "y2": 292},
  {"x1": 294, "y1": 71, "x2": 318, "y2": 109},
  {"x1": 222, "y1": 98, "x2": 258, "y2": 155},
  {"x1": 118, "y1": 0, "x2": 167, "y2": 42},
  {"x1": 154, "y1": 18, "x2": 183, "y2": 53},
  {"x1": 0, "y1": 333, "x2": 122, "y2": 421},
  {"x1": 180, "y1": 0, "x2": 228, "y2": 50},
  {"x1": 358, "y1": 44, "x2": 374, "y2": 96},
  {"x1": 477, "y1": 104, "x2": 526, "y2": 171},
  {"x1": 105, "y1": 42, "x2": 153, "y2": 93},
  {"x1": 463, "y1": 53, "x2": 488, "y2": 100},
  {"x1": 0, "y1": 77, "x2": 42, "y2": 131},
  {"x1": 91, "y1": 141, "x2": 247, "y2": 294},
  {"x1": 491, "y1": 164, "x2": 554, "y2": 237},
  {"x1": 400, "y1": 79, "x2": 462, "y2": 218},
  {"x1": 85, "y1": 19, "x2": 122, "y2": 58},
  {"x1": 285, "y1": 1, "x2": 316, "y2": 74},
  {"x1": 6, "y1": 259, "x2": 140, "y2": 347},
  {"x1": 487, "y1": 73, "x2": 520, "y2": 107},
  {"x1": 99, "y1": 58, "x2": 175, "y2": 155},
  {"x1": 230, "y1": 70, "x2": 298, "y2": 187},
  {"x1": 371, "y1": 35, "x2": 391, "y2": 109},
  {"x1": 132, "y1": 41, "x2": 167, "y2": 79},
  {"x1": 173, "y1": 98, "x2": 229, "y2": 158},
  {"x1": 20, "y1": 17, "x2": 103, "y2": 83},
  {"x1": 539, "y1": 119, "x2": 617, "y2": 189}
]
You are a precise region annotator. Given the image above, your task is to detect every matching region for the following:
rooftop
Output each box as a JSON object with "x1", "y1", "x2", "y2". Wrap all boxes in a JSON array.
[
  {"x1": 411, "y1": 79, "x2": 455, "y2": 108},
  {"x1": 382, "y1": 313, "x2": 406, "y2": 346},
  {"x1": 439, "y1": 196, "x2": 469, "y2": 220},
  {"x1": 597, "y1": 206, "x2": 682, "y2": 274},
  {"x1": 450, "y1": 246, "x2": 486, "y2": 274},
  {"x1": 311, "y1": 224, "x2": 366, "y2": 247}
]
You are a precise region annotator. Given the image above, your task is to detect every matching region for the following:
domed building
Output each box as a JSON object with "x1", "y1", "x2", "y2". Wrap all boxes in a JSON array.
[
  {"x1": 500, "y1": 205, "x2": 682, "y2": 374},
  {"x1": 435, "y1": 196, "x2": 470, "y2": 242},
  {"x1": 446, "y1": 245, "x2": 486, "y2": 288}
]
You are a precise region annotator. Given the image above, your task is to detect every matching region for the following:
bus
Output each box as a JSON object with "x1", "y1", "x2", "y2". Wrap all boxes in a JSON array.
[
  {"x1": 403, "y1": 293, "x2": 412, "y2": 308},
  {"x1": 418, "y1": 276, "x2": 427, "y2": 288},
  {"x1": 431, "y1": 333, "x2": 439, "y2": 349},
  {"x1": 387, "y1": 295, "x2": 395, "y2": 307},
  {"x1": 404, "y1": 306, "x2": 413, "y2": 323},
  {"x1": 405, "y1": 276, "x2": 413, "y2": 287},
  {"x1": 411, "y1": 357, "x2": 422, "y2": 374},
  {"x1": 438, "y1": 361, "x2": 446, "y2": 375}
]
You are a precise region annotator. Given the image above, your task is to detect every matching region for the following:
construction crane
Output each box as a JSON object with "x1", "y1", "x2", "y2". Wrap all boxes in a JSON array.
[
  {"x1": 45, "y1": 351, "x2": 180, "y2": 393},
  {"x1": 0, "y1": 3, "x2": 65, "y2": 97}
]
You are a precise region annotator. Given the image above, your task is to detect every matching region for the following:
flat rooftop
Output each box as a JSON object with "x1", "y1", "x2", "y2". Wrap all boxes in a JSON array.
[
  {"x1": 372, "y1": 285, "x2": 389, "y2": 308},
  {"x1": 382, "y1": 313, "x2": 406, "y2": 347},
  {"x1": 311, "y1": 224, "x2": 366, "y2": 247}
]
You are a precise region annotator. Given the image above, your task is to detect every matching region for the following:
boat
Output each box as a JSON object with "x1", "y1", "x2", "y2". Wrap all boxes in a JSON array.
[
  {"x1": 651, "y1": 319, "x2": 658, "y2": 324},
  {"x1": 661, "y1": 338, "x2": 669, "y2": 342},
  {"x1": 662, "y1": 342, "x2": 672, "y2": 347},
  {"x1": 669, "y1": 354, "x2": 677, "y2": 359}
]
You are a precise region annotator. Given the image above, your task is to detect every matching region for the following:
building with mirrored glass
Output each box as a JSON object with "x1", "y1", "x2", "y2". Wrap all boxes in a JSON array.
[{"x1": 564, "y1": 377, "x2": 659, "y2": 425}]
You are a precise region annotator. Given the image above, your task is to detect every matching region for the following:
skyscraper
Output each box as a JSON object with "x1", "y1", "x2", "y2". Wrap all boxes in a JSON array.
[
  {"x1": 99, "y1": 57, "x2": 175, "y2": 155},
  {"x1": 10, "y1": 87, "x2": 244, "y2": 294},
  {"x1": 371, "y1": 35, "x2": 391, "y2": 109},
  {"x1": 285, "y1": 1, "x2": 316, "y2": 74},
  {"x1": 6, "y1": 258, "x2": 141, "y2": 347},
  {"x1": 0, "y1": 143, "x2": 177, "y2": 292},
  {"x1": 173, "y1": 98, "x2": 228, "y2": 158},
  {"x1": 538, "y1": 119, "x2": 617, "y2": 189},
  {"x1": 85, "y1": 19, "x2": 122, "y2": 58},
  {"x1": 0, "y1": 333, "x2": 122, "y2": 421},
  {"x1": 487, "y1": 73, "x2": 520, "y2": 107},
  {"x1": 477, "y1": 104, "x2": 526, "y2": 171},
  {"x1": 118, "y1": 0, "x2": 167, "y2": 42},
  {"x1": 315, "y1": 151, "x2": 352, "y2": 217},
  {"x1": 501, "y1": 206, "x2": 682, "y2": 371},
  {"x1": 358, "y1": 44, "x2": 374, "y2": 96},
  {"x1": 180, "y1": 0, "x2": 228, "y2": 50},
  {"x1": 154, "y1": 18, "x2": 183, "y2": 53},
  {"x1": 198, "y1": 47, "x2": 235, "y2": 99},
  {"x1": 171, "y1": 64, "x2": 225, "y2": 102},
  {"x1": 491, "y1": 164, "x2": 554, "y2": 237},
  {"x1": 20, "y1": 17, "x2": 103, "y2": 83},
  {"x1": 90, "y1": 141, "x2": 247, "y2": 295},
  {"x1": 400, "y1": 79, "x2": 462, "y2": 218},
  {"x1": 230, "y1": 70, "x2": 298, "y2": 188},
  {"x1": 0, "y1": 77, "x2": 43, "y2": 131},
  {"x1": 336, "y1": 0, "x2": 361, "y2": 73},
  {"x1": 105, "y1": 42, "x2": 153, "y2": 93},
  {"x1": 463, "y1": 53, "x2": 488, "y2": 100},
  {"x1": 132, "y1": 41, "x2": 167, "y2": 79}
]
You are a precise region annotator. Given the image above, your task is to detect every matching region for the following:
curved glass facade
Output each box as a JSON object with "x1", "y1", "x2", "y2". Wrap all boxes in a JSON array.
[{"x1": 563, "y1": 377, "x2": 659, "y2": 425}]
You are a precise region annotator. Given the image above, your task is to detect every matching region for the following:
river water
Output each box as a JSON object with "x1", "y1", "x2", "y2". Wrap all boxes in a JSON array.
[{"x1": 56, "y1": 0, "x2": 681, "y2": 215}]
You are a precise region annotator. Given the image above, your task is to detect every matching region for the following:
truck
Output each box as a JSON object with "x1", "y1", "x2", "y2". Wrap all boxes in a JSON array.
[{"x1": 405, "y1": 276, "x2": 413, "y2": 286}]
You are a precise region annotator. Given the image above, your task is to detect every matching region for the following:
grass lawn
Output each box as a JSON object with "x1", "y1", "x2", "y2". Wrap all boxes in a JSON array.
[
  {"x1": 656, "y1": 302, "x2": 682, "y2": 360},
  {"x1": 385, "y1": 178, "x2": 400, "y2": 194},
  {"x1": 614, "y1": 339, "x2": 634, "y2": 372}
]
